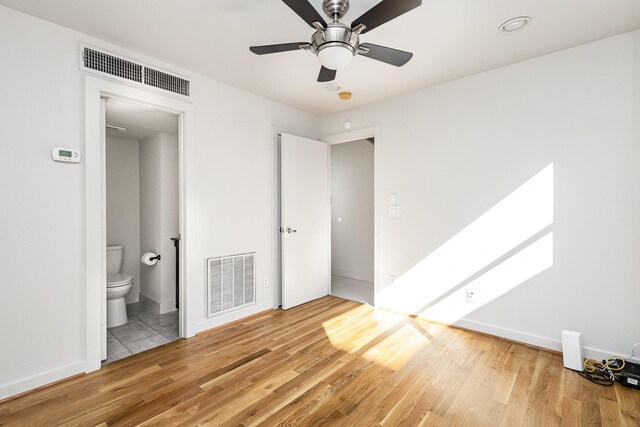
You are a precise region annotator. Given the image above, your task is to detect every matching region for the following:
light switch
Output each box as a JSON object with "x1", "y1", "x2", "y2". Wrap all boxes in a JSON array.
[{"x1": 388, "y1": 206, "x2": 400, "y2": 218}]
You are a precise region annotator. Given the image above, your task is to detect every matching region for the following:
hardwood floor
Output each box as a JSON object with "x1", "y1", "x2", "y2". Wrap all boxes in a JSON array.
[{"x1": 1, "y1": 296, "x2": 638, "y2": 426}]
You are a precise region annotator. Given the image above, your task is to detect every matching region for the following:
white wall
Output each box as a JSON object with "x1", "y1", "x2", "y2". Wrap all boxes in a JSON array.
[
  {"x1": 0, "y1": 5, "x2": 318, "y2": 399},
  {"x1": 321, "y1": 30, "x2": 640, "y2": 359},
  {"x1": 106, "y1": 137, "x2": 140, "y2": 303},
  {"x1": 139, "y1": 131, "x2": 178, "y2": 313},
  {"x1": 139, "y1": 133, "x2": 162, "y2": 305},
  {"x1": 331, "y1": 140, "x2": 374, "y2": 282},
  {"x1": 160, "y1": 132, "x2": 179, "y2": 312}
]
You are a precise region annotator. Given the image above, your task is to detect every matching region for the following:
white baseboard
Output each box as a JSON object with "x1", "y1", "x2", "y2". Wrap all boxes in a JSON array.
[
  {"x1": 160, "y1": 299, "x2": 177, "y2": 314},
  {"x1": 0, "y1": 360, "x2": 85, "y2": 401},
  {"x1": 453, "y1": 318, "x2": 621, "y2": 362},
  {"x1": 332, "y1": 269, "x2": 374, "y2": 283},
  {"x1": 195, "y1": 301, "x2": 273, "y2": 335},
  {"x1": 139, "y1": 292, "x2": 161, "y2": 314},
  {"x1": 138, "y1": 293, "x2": 176, "y2": 314}
]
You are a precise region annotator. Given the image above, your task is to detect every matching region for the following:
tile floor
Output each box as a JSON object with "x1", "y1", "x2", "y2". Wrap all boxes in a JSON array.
[
  {"x1": 331, "y1": 274, "x2": 374, "y2": 305},
  {"x1": 104, "y1": 303, "x2": 179, "y2": 364}
]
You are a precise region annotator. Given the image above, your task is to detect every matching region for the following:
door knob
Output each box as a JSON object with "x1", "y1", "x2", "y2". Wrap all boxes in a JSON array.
[{"x1": 286, "y1": 227, "x2": 297, "y2": 234}]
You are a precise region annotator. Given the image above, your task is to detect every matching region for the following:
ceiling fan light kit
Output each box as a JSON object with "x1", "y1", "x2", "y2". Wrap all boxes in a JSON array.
[{"x1": 250, "y1": 0, "x2": 422, "y2": 82}]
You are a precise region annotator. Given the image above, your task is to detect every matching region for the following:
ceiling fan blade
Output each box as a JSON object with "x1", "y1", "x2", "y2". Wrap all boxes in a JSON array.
[
  {"x1": 317, "y1": 66, "x2": 337, "y2": 82},
  {"x1": 359, "y1": 43, "x2": 413, "y2": 67},
  {"x1": 250, "y1": 42, "x2": 310, "y2": 55},
  {"x1": 351, "y1": 0, "x2": 422, "y2": 34},
  {"x1": 282, "y1": 0, "x2": 327, "y2": 29}
]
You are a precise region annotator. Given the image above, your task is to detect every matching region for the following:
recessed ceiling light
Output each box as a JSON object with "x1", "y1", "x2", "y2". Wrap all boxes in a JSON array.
[
  {"x1": 326, "y1": 83, "x2": 341, "y2": 91},
  {"x1": 339, "y1": 91, "x2": 352, "y2": 101},
  {"x1": 499, "y1": 16, "x2": 532, "y2": 33}
]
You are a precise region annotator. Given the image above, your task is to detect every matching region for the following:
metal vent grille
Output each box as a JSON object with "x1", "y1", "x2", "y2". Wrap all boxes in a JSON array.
[
  {"x1": 83, "y1": 48, "x2": 142, "y2": 82},
  {"x1": 82, "y1": 46, "x2": 190, "y2": 97},
  {"x1": 145, "y1": 67, "x2": 190, "y2": 96},
  {"x1": 207, "y1": 253, "x2": 255, "y2": 316}
]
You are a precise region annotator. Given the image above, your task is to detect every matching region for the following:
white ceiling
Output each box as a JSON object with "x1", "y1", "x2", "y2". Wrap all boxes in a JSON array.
[
  {"x1": 3, "y1": 0, "x2": 640, "y2": 115},
  {"x1": 105, "y1": 97, "x2": 178, "y2": 141}
]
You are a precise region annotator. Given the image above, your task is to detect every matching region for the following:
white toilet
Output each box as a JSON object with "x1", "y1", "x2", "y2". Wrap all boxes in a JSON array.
[{"x1": 107, "y1": 245, "x2": 134, "y2": 328}]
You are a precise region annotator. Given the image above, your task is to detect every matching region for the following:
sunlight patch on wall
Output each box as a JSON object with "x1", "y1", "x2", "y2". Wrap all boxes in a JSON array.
[
  {"x1": 380, "y1": 163, "x2": 554, "y2": 317},
  {"x1": 419, "y1": 232, "x2": 553, "y2": 323}
]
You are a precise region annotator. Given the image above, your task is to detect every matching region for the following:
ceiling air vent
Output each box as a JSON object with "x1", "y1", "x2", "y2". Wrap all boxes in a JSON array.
[{"x1": 82, "y1": 46, "x2": 190, "y2": 97}]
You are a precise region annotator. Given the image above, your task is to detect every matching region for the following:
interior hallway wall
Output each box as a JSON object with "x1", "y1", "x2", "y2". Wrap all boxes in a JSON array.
[
  {"x1": 331, "y1": 140, "x2": 374, "y2": 282},
  {"x1": 106, "y1": 137, "x2": 140, "y2": 303}
]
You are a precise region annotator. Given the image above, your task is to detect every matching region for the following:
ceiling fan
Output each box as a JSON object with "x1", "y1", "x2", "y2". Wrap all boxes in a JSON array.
[{"x1": 249, "y1": 0, "x2": 422, "y2": 82}]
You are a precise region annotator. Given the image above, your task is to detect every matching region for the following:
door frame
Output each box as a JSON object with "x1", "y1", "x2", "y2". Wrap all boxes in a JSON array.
[
  {"x1": 84, "y1": 76, "x2": 196, "y2": 372},
  {"x1": 324, "y1": 127, "x2": 381, "y2": 307}
]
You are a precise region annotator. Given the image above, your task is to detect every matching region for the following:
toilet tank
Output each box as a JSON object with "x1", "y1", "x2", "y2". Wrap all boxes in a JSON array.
[{"x1": 107, "y1": 245, "x2": 124, "y2": 274}]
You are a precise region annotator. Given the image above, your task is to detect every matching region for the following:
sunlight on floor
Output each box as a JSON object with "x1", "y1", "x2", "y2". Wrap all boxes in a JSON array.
[
  {"x1": 380, "y1": 163, "x2": 554, "y2": 321},
  {"x1": 321, "y1": 305, "x2": 436, "y2": 370},
  {"x1": 360, "y1": 322, "x2": 430, "y2": 371},
  {"x1": 322, "y1": 307, "x2": 404, "y2": 351}
]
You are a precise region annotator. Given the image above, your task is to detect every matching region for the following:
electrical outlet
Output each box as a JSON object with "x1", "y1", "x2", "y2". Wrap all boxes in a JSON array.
[
  {"x1": 263, "y1": 277, "x2": 269, "y2": 288},
  {"x1": 465, "y1": 289, "x2": 475, "y2": 303}
]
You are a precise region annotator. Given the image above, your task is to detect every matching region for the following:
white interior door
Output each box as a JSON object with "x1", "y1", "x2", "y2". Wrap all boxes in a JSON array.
[{"x1": 280, "y1": 133, "x2": 330, "y2": 310}]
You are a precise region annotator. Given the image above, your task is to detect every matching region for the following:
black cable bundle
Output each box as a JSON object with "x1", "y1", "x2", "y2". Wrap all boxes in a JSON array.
[{"x1": 576, "y1": 357, "x2": 625, "y2": 386}]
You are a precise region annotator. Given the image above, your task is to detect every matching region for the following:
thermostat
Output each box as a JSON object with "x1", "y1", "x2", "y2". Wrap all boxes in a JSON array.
[{"x1": 52, "y1": 147, "x2": 81, "y2": 163}]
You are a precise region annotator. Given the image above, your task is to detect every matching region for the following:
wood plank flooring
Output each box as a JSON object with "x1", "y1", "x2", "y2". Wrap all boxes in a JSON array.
[{"x1": 1, "y1": 296, "x2": 638, "y2": 426}]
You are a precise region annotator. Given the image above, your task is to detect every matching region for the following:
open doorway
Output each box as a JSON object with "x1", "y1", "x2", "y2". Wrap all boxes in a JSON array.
[
  {"x1": 103, "y1": 97, "x2": 180, "y2": 363},
  {"x1": 330, "y1": 138, "x2": 374, "y2": 305}
]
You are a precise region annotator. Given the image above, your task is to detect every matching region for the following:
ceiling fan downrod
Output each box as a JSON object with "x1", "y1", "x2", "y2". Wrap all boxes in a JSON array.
[{"x1": 322, "y1": 0, "x2": 350, "y2": 21}]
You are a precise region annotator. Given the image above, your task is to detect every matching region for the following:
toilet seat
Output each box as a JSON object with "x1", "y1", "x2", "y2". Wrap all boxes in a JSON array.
[{"x1": 107, "y1": 273, "x2": 133, "y2": 288}]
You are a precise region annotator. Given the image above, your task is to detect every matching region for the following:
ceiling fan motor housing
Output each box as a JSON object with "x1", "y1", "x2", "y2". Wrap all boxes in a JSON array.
[{"x1": 311, "y1": 22, "x2": 359, "y2": 56}]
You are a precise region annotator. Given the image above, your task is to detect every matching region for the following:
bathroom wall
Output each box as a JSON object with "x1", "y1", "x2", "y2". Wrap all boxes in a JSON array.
[
  {"x1": 106, "y1": 137, "x2": 140, "y2": 303},
  {"x1": 160, "y1": 133, "x2": 179, "y2": 311},
  {"x1": 139, "y1": 132, "x2": 178, "y2": 313},
  {"x1": 331, "y1": 140, "x2": 374, "y2": 282}
]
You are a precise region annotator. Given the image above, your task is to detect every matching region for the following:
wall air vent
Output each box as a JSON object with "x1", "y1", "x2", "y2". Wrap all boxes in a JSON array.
[
  {"x1": 207, "y1": 253, "x2": 255, "y2": 317},
  {"x1": 145, "y1": 67, "x2": 190, "y2": 96},
  {"x1": 81, "y1": 46, "x2": 190, "y2": 97}
]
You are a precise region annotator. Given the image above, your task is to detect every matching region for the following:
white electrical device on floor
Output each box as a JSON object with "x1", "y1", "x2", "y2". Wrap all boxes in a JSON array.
[
  {"x1": 561, "y1": 330, "x2": 584, "y2": 371},
  {"x1": 52, "y1": 147, "x2": 81, "y2": 163}
]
